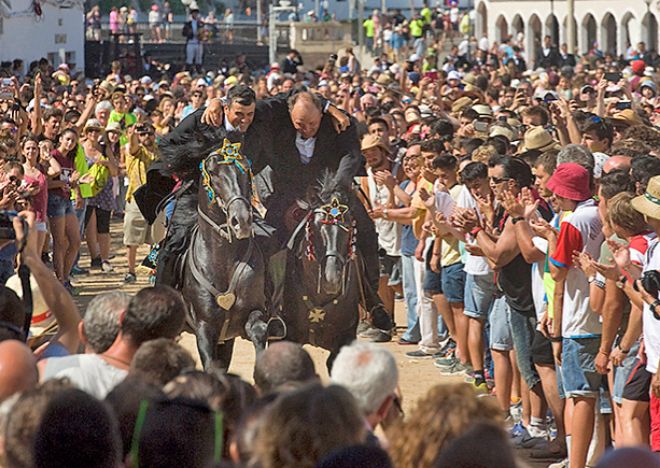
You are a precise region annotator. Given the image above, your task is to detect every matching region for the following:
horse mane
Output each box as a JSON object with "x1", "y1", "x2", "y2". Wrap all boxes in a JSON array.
[
  {"x1": 316, "y1": 170, "x2": 348, "y2": 204},
  {"x1": 159, "y1": 130, "x2": 243, "y2": 178}
]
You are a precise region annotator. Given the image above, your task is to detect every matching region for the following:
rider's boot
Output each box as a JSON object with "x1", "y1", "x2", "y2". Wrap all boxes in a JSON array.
[
  {"x1": 361, "y1": 253, "x2": 394, "y2": 332},
  {"x1": 265, "y1": 249, "x2": 287, "y2": 340}
]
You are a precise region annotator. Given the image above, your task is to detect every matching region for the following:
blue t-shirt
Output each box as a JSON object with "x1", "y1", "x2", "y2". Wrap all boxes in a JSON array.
[{"x1": 400, "y1": 180, "x2": 418, "y2": 256}]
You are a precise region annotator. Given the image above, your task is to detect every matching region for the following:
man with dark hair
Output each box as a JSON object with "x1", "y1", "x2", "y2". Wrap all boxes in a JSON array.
[
  {"x1": 41, "y1": 285, "x2": 186, "y2": 398},
  {"x1": 582, "y1": 119, "x2": 614, "y2": 153},
  {"x1": 522, "y1": 106, "x2": 550, "y2": 127},
  {"x1": 534, "y1": 150, "x2": 558, "y2": 198},
  {"x1": 34, "y1": 388, "x2": 122, "y2": 468},
  {"x1": 631, "y1": 155, "x2": 660, "y2": 195},
  {"x1": 129, "y1": 338, "x2": 195, "y2": 386},
  {"x1": 253, "y1": 340, "x2": 317, "y2": 394},
  {"x1": 536, "y1": 35, "x2": 560, "y2": 69}
]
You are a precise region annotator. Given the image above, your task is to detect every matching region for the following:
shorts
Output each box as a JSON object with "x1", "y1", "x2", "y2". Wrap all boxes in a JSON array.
[
  {"x1": 423, "y1": 266, "x2": 442, "y2": 295},
  {"x1": 441, "y1": 262, "x2": 465, "y2": 304},
  {"x1": 84, "y1": 205, "x2": 111, "y2": 234},
  {"x1": 379, "y1": 253, "x2": 402, "y2": 286},
  {"x1": 561, "y1": 337, "x2": 603, "y2": 398},
  {"x1": 123, "y1": 199, "x2": 166, "y2": 246},
  {"x1": 613, "y1": 340, "x2": 641, "y2": 404},
  {"x1": 489, "y1": 294, "x2": 513, "y2": 351},
  {"x1": 531, "y1": 330, "x2": 555, "y2": 366},
  {"x1": 47, "y1": 193, "x2": 74, "y2": 218},
  {"x1": 35, "y1": 221, "x2": 47, "y2": 233},
  {"x1": 464, "y1": 273, "x2": 496, "y2": 320},
  {"x1": 622, "y1": 358, "x2": 652, "y2": 402}
]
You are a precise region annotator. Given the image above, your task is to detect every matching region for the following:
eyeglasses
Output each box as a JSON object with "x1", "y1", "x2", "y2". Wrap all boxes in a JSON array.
[{"x1": 490, "y1": 176, "x2": 512, "y2": 185}]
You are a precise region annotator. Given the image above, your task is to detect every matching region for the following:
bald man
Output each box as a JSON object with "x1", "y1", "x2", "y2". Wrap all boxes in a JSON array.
[
  {"x1": 0, "y1": 340, "x2": 38, "y2": 402},
  {"x1": 253, "y1": 341, "x2": 317, "y2": 394},
  {"x1": 603, "y1": 155, "x2": 632, "y2": 174}
]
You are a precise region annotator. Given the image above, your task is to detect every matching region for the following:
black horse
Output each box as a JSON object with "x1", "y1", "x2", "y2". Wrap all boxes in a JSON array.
[
  {"x1": 180, "y1": 139, "x2": 268, "y2": 371},
  {"x1": 282, "y1": 172, "x2": 361, "y2": 371}
]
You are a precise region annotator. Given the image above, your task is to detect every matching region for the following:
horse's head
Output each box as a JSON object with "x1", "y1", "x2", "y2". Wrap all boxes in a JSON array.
[
  {"x1": 305, "y1": 173, "x2": 356, "y2": 296},
  {"x1": 200, "y1": 138, "x2": 253, "y2": 240}
]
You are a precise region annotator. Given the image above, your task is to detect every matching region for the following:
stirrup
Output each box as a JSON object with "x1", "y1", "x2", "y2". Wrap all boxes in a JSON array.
[{"x1": 266, "y1": 315, "x2": 287, "y2": 341}]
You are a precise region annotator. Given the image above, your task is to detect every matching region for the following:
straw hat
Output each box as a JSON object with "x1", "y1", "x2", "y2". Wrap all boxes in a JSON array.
[
  {"x1": 632, "y1": 175, "x2": 660, "y2": 220},
  {"x1": 451, "y1": 96, "x2": 475, "y2": 114},
  {"x1": 520, "y1": 126, "x2": 559, "y2": 152},
  {"x1": 611, "y1": 109, "x2": 644, "y2": 127},
  {"x1": 361, "y1": 134, "x2": 390, "y2": 154},
  {"x1": 83, "y1": 118, "x2": 104, "y2": 132},
  {"x1": 106, "y1": 121, "x2": 122, "y2": 133},
  {"x1": 5, "y1": 274, "x2": 53, "y2": 338}
]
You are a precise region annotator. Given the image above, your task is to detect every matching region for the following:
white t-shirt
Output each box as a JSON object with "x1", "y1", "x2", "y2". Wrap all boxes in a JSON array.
[
  {"x1": 643, "y1": 239, "x2": 660, "y2": 374},
  {"x1": 457, "y1": 186, "x2": 490, "y2": 276},
  {"x1": 367, "y1": 168, "x2": 401, "y2": 256},
  {"x1": 44, "y1": 354, "x2": 128, "y2": 399},
  {"x1": 549, "y1": 199, "x2": 604, "y2": 338},
  {"x1": 531, "y1": 236, "x2": 549, "y2": 321}
]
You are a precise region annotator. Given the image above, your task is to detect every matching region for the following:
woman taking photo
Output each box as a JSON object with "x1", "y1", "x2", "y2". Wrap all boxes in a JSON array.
[
  {"x1": 22, "y1": 136, "x2": 60, "y2": 254},
  {"x1": 81, "y1": 119, "x2": 118, "y2": 272},
  {"x1": 46, "y1": 128, "x2": 82, "y2": 291}
]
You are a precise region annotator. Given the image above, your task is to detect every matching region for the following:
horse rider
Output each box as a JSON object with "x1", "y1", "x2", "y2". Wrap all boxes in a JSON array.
[{"x1": 203, "y1": 90, "x2": 394, "y2": 332}]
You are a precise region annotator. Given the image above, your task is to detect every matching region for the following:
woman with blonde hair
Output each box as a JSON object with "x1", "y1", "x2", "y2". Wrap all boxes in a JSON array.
[{"x1": 389, "y1": 383, "x2": 503, "y2": 468}]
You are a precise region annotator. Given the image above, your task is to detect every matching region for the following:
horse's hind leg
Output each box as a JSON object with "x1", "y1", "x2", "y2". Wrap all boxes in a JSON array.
[
  {"x1": 196, "y1": 320, "x2": 221, "y2": 371},
  {"x1": 245, "y1": 310, "x2": 268, "y2": 355}
]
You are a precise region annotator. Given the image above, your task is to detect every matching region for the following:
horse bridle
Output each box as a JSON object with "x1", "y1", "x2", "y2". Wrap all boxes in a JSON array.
[
  {"x1": 198, "y1": 150, "x2": 254, "y2": 244},
  {"x1": 304, "y1": 203, "x2": 357, "y2": 296}
]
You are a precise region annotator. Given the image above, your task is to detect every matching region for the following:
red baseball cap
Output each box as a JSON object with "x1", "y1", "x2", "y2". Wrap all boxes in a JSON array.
[{"x1": 546, "y1": 163, "x2": 592, "y2": 201}]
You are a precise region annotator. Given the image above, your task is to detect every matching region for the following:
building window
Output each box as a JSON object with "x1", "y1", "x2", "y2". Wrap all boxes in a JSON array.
[
  {"x1": 47, "y1": 52, "x2": 58, "y2": 66},
  {"x1": 0, "y1": 17, "x2": 3, "y2": 35},
  {"x1": 55, "y1": 34, "x2": 67, "y2": 43},
  {"x1": 58, "y1": 18, "x2": 63, "y2": 26},
  {"x1": 65, "y1": 51, "x2": 75, "y2": 67}
]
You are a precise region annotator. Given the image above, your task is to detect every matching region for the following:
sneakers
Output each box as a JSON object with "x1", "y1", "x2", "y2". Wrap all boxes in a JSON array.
[
  {"x1": 472, "y1": 379, "x2": 489, "y2": 393},
  {"x1": 439, "y1": 360, "x2": 470, "y2": 376},
  {"x1": 71, "y1": 265, "x2": 89, "y2": 276},
  {"x1": 63, "y1": 281, "x2": 79, "y2": 296},
  {"x1": 406, "y1": 349, "x2": 438, "y2": 359},
  {"x1": 90, "y1": 257, "x2": 102, "y2": 269},
  {"x1": 101, "y1": 261, "x2": 114, "y2": 273},
  {"x1": 509, "y1": 422, "x2": 525, "y2": 439},
  {"x1": 124, "y1": 272, "x2": 137, "y2": 283},
  {"x1": 434, "y1": 354, "x2": 457, "y2": 368},
  {"x1": 397, "y1": 337, "x2": 419, "y2": 345},
  {"x1": 370, "y1": 305, "x2": 394, "y2": 331},
  {"x1": 548, "y1": 458, "x2": 569, "y2": 468}
]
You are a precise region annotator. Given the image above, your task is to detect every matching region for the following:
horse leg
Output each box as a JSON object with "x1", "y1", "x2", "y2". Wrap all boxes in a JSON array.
[
  {"x1": 195, "y1": 320, "x2": 219, "y2": 370},
  {"x1": 245, "y1": 310, "x2": 268, "y2": 355},
  {"x1": 325, "y1": 333, "x2": 356, "y2": 374},
  {"x1": 214, "y1": 338, "x2": 235, "y2": 373}
]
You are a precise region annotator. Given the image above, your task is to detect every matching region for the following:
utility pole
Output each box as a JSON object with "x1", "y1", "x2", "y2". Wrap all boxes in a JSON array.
[
  {"x1": 257, "y1": 0, "x2": 263, "y2": 44},
  {"x1": 567, "y1": 0, "x2": 575, "y2": 54},
  {"x1": 358, "y1": 0, "x2": 364, "y2": 55}
]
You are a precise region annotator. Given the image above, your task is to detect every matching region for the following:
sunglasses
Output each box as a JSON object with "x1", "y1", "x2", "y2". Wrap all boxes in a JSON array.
[{"x1": 489, "y1": 176, "x2": 512, "y2": 185}]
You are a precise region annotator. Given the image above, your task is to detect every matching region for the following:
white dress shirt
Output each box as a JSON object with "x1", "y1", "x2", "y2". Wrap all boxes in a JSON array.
[{"x1": 295, "y1": 134, "x2": 316, "y2": 164}]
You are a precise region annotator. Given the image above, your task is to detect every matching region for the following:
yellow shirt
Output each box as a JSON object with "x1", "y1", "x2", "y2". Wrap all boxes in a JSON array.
[
  {"x1": 410, "y1": 176, "x2": 434, "y2": 239},
  {"x1": 125, "y1": 144, "x2": 158, "y2": 202}
]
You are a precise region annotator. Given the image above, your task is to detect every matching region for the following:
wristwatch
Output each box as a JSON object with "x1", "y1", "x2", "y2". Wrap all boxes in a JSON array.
[
  {"x1": 616, "y1": 275, "x2": 628, "y2": 289},
  {"x1": 383, "y1": 208, "x2": 389, "y2": 220},
  {"x1": 511, "y1": 216, "x2": 525, "y2": 224}
]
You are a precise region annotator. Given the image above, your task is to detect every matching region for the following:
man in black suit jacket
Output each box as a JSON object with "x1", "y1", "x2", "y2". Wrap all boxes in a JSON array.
[
  {"x1": 258, "y1": 91, "x2": 391, "y2": 330},
  {"x1": 536, "y1": 35, "x2": 561, "y2": 69},
  {"x1": 558, "y1": 43, "x2": 576, "y2": 68},
  {"x1": 182, "y1": 8, "x2": 204, "y2": 72}
]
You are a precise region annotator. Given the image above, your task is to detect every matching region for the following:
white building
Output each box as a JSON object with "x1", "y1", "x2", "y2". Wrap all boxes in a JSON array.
[
  {"x1": 0, "y1": 0, "x2": 84, "y2": 69},
  {"x1": 475, "y1": 0, "x2": 659, "y2": 66}
]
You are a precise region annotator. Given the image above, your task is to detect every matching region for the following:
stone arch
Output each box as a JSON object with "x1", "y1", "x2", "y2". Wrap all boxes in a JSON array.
[
  {"x1": 562, "y1": 15, "x2": 578, "y2": 50},
  {"x1": 528, "y1": 13, "x2": 542, "y2": 64},
  {"x1": 642, "y1": 11, "x2": 659, "y2": 52},
  {"x1": 545, "y1": 13, "x2": 559, "y2": 45},
  {"x1": 495, "y1": 14, "x2": 509, "y2": 43},
  {"x1": 620, "y1": 12, "x2": 636, "y2": 56},
  {"x1": 581, "y1": 13, "x2": 597, "y2": 54},
  {"x1": 476, "y1": 2, "x2": 488, "y2": 38},
  {"x1": 512, "y1": 14, "x2": 524, "y2": 38}
]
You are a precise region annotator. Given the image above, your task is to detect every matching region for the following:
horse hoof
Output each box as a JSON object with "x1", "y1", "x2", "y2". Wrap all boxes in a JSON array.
[
  {"x1": 371, "y1": 305, "x2": 394, "y2": 331},
  {"x1": 266, "y1": 316, "x2": 287, "y2": 340}
]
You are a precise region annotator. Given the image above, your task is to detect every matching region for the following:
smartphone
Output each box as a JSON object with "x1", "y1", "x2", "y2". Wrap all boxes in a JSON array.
[
  {"x1": 1, "y1": 78, "x2": 11, "y2": 87},
  {"x1": 604, "y1": 72, "x2": 622, "y2": 82},
  {"x1": 616, "y1": 101, "x2": 632, "y2": 110},
  {"x1": 474, "y1": 121, "x2": 489, "y2": 133}
]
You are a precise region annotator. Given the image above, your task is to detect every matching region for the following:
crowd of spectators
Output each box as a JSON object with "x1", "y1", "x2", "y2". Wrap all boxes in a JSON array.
[{"x1": 3, "y1": 4, "x2": 660, "y2": 467}]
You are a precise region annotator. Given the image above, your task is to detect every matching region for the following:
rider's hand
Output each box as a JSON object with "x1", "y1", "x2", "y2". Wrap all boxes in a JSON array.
[
  {"x1": 201, "y1": 98, "x2": 223, "y2": 127},
  {"x1": 328, "y1": 105, "x2": 350, "y2": 133}
]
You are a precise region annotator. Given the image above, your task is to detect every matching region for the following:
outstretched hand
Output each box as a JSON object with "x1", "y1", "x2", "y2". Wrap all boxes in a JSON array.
[{"x1": 201, "y1": 98, "x2": 224, "y2": 127}]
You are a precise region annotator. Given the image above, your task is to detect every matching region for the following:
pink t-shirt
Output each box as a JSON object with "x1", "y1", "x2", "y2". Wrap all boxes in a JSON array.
[
  {"x1": 109, "y1": 11, "x2": 119, "y2": 32},
  {"x1": 24, "y1": 169, "x2": 47, "y2": 222}
]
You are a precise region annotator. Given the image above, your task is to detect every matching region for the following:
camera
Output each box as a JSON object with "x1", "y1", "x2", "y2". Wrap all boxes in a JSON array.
[{"x1": 642, "y1": 270, "x2": 660, "y2": 303}]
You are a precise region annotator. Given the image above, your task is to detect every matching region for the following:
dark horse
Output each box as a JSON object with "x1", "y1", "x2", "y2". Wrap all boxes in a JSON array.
[
  {"x1": 180, "y1": 139, "x2": 268, "y2": 371},
  {"x1": 282, "y1": 172, "x2": 360, "y2": 371}
]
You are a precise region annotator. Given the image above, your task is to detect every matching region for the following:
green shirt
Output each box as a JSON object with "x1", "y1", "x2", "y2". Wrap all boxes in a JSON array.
[
  {"x1": 363, "y1": 19, "x2": 375, "y2": 38},
  {"x1": 109, "y1": 111, "x2": 137, "y2": 146},
  {"x1": 410, "y1": 19, "x2": 424, "y2": 38},
  {"x1": 421, "y1": 7, "x2": 432, "y2": 24},
  {"x1": 74, "y1": 144, "x2": 92, "y2": 199}
]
